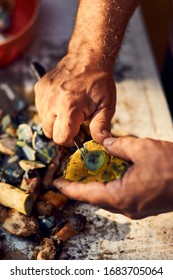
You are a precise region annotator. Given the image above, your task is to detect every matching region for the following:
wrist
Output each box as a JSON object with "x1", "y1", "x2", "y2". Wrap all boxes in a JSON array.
[
  {"x1": 67, "y1": 0, "x2": 140, "y2": 73},
  {"x1": 68, "y1": 37, "x2": 115, "y2": 73}
]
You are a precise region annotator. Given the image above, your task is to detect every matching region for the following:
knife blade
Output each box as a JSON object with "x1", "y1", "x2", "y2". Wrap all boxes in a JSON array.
[
  {"x1": 73, "y1": 135, "x2": 86, "y2": 157},
  {"x1": 31, "y1": 62, "x2": 86, "y2": 156}
]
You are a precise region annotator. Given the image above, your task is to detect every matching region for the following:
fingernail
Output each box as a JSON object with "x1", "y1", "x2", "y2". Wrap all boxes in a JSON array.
[
  {"x1": 102, "y1": 130, "x2": 112, "y2": 137},
  {"x1": 103, "y1": 137, "x2": 114, "y2": 146}
]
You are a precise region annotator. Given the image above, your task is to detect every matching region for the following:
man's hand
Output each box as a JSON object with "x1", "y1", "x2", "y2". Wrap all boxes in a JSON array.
[
  {"x1": 34, "y1": 0, "x2": 139, "y2": 146},
  {"x1": 54, "y1": 136, "x2": 173, "y2": 219},
  {"x1": 34, "y1": 54, "x2": 116, "y2": 146}
]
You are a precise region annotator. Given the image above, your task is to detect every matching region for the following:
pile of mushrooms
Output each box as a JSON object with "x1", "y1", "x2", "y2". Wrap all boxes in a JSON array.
[{"x1": 0, "y1": 106, "x2": 87, "y2": 260}]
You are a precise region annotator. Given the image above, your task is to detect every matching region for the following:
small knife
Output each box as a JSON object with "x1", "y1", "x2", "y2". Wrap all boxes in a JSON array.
[
  {"x1": 31, "y1": 62, "x2": 86, "y2": 156},
  {"x1": 30, "y1": 62, "x2": 46, "y2": 80},
  {"x1": 73, "y1": 135, "x2": 86, "y2": 158}
]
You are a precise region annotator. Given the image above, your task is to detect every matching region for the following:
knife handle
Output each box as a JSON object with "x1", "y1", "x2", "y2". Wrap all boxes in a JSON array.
[{"x1": 30, "y1": 62, "x2": 46, "y2": 80}]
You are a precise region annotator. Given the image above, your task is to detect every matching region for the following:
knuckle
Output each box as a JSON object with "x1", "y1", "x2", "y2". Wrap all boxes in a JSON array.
[
  {"x1": 53, "y1": 127, "x2": 75, "y2": 146},
  {"x1": 136, "y1": 137, "x2": 153, "y2": 152},
  {"x1": 34, "y1": 77, "x2": 47, "y2": 95},
  {"x1": 34, "y1": 81, "x2": 40, "y2": 94},
  {"x1": 42, "y1": 123, "x2": 53, "y2": 138},
  {"x1": 66, "y1": 99, "x2": 79, "y2": 110},
  {"x1": 53, "y1": 134, "x2": 70, "y2": 145},
  {"x1": 43, "y1": 130, "x2": 52, "y2": 139}
]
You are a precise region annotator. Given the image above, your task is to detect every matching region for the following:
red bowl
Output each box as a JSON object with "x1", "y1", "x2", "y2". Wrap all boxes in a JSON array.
[{"x1": 0, "y1": 0, "x2": 40, "y2": 67}]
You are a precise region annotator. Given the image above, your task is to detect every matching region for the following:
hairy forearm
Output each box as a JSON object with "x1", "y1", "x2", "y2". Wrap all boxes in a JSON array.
[{"x1": 68, "y1": 0, "x2": 139, "y2": 71}]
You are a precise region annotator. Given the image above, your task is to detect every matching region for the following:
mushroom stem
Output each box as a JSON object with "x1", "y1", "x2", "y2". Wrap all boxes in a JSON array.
[
  {"x1": 39, "y1": 191, "x2": 68, "y2": 209},
  {"x1": 0, "y1": 182, "x2": 34, "y2": 215},
  {"x1": 53, "y1": 213, "x2": 87, "y2": 242},
  {"x1": 36, "y1": 236, "x2": 63, "y2": 260}
]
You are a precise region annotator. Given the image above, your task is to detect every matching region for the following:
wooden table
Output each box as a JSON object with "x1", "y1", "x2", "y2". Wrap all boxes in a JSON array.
[{"x1": 0, "y1": 0, "x2": 173, "y2": 260}]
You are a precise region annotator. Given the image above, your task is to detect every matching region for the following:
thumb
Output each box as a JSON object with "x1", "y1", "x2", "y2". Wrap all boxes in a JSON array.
[
  {"x1": 89, "y1": 108, "x2": 114, "y2": 144},
  {"x1": 103, "y1": 136, "x2": 138, "y2": 161}
]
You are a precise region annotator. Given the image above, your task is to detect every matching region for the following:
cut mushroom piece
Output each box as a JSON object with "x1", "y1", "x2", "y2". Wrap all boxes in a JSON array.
[
  {"x1": 0, "y1": 161, "x2": 24, "y2": 185},
  {"x1": 54, "y1": 213, "x2": 87, "y2": 242},
  {"x1": 0, "y1": 208, "x2": 38, "y2": 237},
  {"x1": 20, "y1": 170, "x2": 41, "y2": 201},
  {"x1": 17, "y1": 123, "x2": 33, "y2": 143},
  {"x1": 17, "y1": 141, "x2": 36, "y2": 161},
  {"x1": 19, "y1": 159, "x2": 45, "y2": 171},
  {"x1": 0, "y1": 137, "x2": 17, "y2": 155},
  {"x1": 39, "y1": 191, "x2": 68, "y2": 209},
  {"x1": 34, "y1": 200, "x2": 55, "y2": 217},
  {"x1": 0, "y1": 182, "x2": 34, "y2": 215},
  {"x1": 37, "y1": 236, "x2": 63, "y2": 260},
  {"x1": 42, "y1": 163, "x2": 59, "y2": 189}
]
